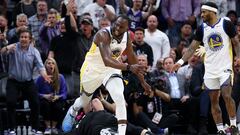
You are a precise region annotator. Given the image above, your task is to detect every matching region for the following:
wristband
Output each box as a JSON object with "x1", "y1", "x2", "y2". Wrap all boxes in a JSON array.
[{"x1": 177, "y1": 59, "x2": 184, "y2": 66}]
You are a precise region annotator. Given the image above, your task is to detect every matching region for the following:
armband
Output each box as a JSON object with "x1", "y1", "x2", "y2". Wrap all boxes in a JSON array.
[{"x1": 177, "y1": 59, "x2": 184, "y2": 66}]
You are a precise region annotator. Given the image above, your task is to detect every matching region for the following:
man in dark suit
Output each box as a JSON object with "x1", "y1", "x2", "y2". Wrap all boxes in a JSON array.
[{"x1": 162, "y1": 57, "x2": 195, "y2": 134}]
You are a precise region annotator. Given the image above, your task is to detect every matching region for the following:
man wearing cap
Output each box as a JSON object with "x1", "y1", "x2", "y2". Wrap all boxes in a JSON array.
[{"x1": 171, "y1": 2, "x2": 240, "y2": 135}]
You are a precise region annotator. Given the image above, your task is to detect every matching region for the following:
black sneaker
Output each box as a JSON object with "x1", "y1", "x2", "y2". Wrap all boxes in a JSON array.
[
  {"x1": 229, "y1": 125, "x2": 239, "y2": 135},
  {"x1": 217, "y1": 130, "x2": 226, "y2": 135}
]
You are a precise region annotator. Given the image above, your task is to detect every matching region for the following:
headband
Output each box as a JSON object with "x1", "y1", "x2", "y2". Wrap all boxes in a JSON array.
[{"x1": 201, "y1": 5, "x2": 218, "y2": 13}]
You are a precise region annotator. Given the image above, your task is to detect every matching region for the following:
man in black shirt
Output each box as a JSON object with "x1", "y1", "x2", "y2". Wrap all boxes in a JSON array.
[{"x1": 132, "y1": 27, "x2": 153, "y2": 67}]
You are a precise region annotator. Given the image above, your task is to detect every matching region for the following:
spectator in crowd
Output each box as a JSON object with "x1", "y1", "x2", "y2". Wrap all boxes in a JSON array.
[
  {"x1": 82, "y1": 0, "x2": 115, "y2": 29},
  {"x1": 132, "y1": 27, "x2": 153, "y2": 67},
  {"x1": 162, "y1": 57, "x2": 199, "y2": 134},
  {"x1": 144, "y1": 15, "x2": 170, "y2": 70},
  {"x1": 171, "y1": 2, "x2": 240, "y2": 134},
  {"x1": 0, "y1": 15, "x2": 8, "y2": 35},
  {"x1": 177, "y1": 54, "x2": 200, "y2": 81},
  {"x1": 161, "y1": 0, "x2": 200, "y2": 48},
  {"x1": 0, "y1": 15, "x2": 9, "y2": 91},
  {"x1": 162, "y1": 57, "x2": 190, "y2": 109},
  {"x1": 119, "y1": 0, "x2": 154, "y2": 31},
  {"x1": 12, "y1": 0, "x2": 37, "y2": 26},
  {"x1": 39, "y1": 8, "x2": 61, "y2": 60},
  {"x1": 169, "y1": 48, "x2": 178, "y2": 62},
  {"x1": 0, "y1": 16, "x2": 8, "y2": 101},
  {"x1": 28, "y1": 0, "x2": 48, "y2": 52},
  {"x1": 48, "y1": 18, "x2": 76, "y2": 100},
  {"x1": 226, "y1": 10, "x2": 238, "y2": 26},
  {"x1": 0, "y1": 29, "x2": 51, "y2": 135},
  {"x1": 0, "y1": 16, "x2": 8, "y2": 48},
  {"x1": 65, "y1": 0, "x2": 96, "y2": 98},
  {"x1": 98, "y1": 17, "x2": 111, "y2": 29},
  {"x1": 36, "y1": 58, "x2": 67, "y2": 135},
  {"x1": 7, "y1": 13, "x2": 29, "y2": 44},
  {"x1": 126, "y1": 54, "x2": 178, "y2": 134},
  {"x1": 175, "y1": 39, "x2": 189, "y2": 61},
  {"x1": 179, "y1": 22, "x2": 194, "y2": 47}
]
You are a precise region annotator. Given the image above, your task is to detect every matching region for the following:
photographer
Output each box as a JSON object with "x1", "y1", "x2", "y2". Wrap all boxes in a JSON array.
[{"x1": 125, "y1": 54, "x2": 178, "y2": 134}]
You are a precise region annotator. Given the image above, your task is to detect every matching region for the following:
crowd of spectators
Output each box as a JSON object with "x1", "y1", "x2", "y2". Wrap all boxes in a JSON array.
[{"x1": 0, "y1": 0, "x2": 240, "y2": 135}]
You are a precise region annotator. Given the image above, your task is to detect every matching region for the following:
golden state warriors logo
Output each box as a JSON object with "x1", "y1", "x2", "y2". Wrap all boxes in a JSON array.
[
  {"x1": 207, "y1": 33, "x2": 223, "y2": 51},
  {"x1": 111, "y1": 47, "x2": 122, "y2": 59}
]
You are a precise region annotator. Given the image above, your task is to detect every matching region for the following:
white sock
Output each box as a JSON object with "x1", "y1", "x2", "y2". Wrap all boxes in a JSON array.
[
  {"x1": 217, "y1": 123, "x2": 224, "y2": 131},
  {"x1": 70, "y1": 106, "x2": 78, "y2": 117},
  {"x1": 70, "y1": 94, "x2": 92, "y2": 117},
  {"x1": 118, "y1": 124, "x2": 127, "y2": 135},
  {"x1": 230, "y1": 117, "x2": 237, "y2": 126}
]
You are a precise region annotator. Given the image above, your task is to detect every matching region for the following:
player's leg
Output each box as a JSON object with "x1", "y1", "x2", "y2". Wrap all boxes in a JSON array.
[
  {"x1": 105, "y1": 76, "x2": 127, "y2": 135},
  {"x1": 205, "y1": 78, "x2": 225, "y2": 134},
  {"x1": 221, "y1": 76, "x2": 238, "y2": 134},
  {"x1": 62, "y1": 92, "x2": 92, "y2": 132}
]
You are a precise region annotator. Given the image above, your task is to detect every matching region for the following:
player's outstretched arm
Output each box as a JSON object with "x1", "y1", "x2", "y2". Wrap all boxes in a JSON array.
[{"x1": 171, "y1": 40, "x2": 201, "y2": 72}]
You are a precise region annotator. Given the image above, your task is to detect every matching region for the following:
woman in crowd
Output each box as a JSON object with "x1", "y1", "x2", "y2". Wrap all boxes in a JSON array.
[{"x1": 36, "y1": 58, "x2": 67, "y2": 134}]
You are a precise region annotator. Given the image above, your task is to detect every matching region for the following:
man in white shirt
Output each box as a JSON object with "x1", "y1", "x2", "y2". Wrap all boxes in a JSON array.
[
  {"x1": 82, "y1": 0, "x2": 115, "y2": 29},
  {"x1": 144, "y1": 15, "x2": 170, "y2": 70}
]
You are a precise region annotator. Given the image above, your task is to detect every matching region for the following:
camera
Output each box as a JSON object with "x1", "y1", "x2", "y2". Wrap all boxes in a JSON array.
[{"x1": 148, "y1": 71, "x2": 167, "y2": 91}]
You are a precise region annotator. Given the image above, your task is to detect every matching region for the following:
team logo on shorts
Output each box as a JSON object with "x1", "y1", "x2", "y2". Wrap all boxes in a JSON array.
[{"x1": 207, "y1": 33, "x2": 223, "y2": 51}]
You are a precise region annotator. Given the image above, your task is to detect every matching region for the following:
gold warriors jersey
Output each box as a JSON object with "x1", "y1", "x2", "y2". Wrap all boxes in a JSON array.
[{"x1": 80, "y1": 27, "x2": 128, "y2": 93}]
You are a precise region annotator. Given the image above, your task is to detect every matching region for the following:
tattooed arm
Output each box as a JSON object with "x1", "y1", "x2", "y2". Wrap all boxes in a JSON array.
[{"x1": 171, "y1": 40, "x2": 201, "y2": 72}]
